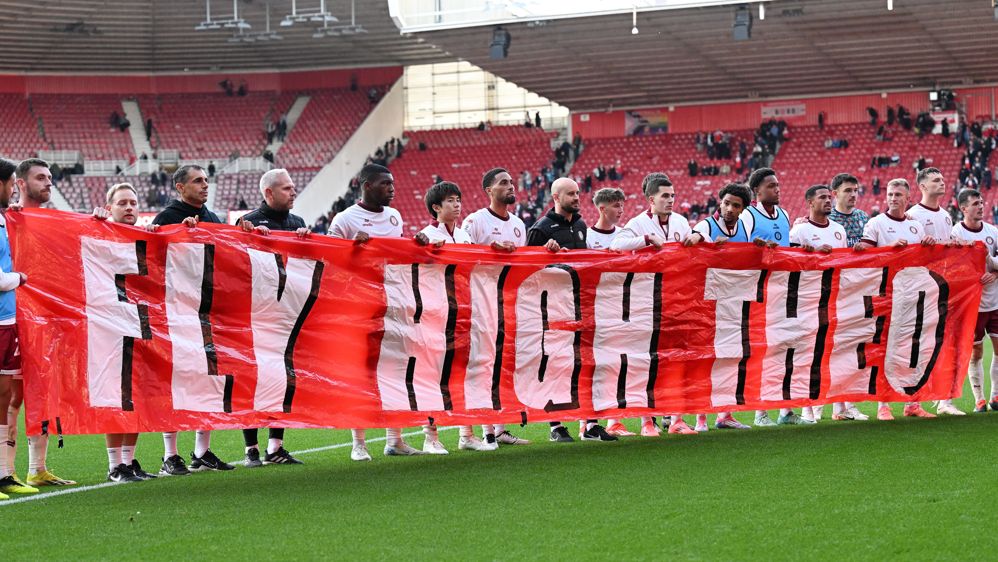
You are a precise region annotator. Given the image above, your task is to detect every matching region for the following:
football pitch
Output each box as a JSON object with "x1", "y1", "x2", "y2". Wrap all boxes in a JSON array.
[{"x1": 4, "y1": 353, "x2": 997, "y2": 560}]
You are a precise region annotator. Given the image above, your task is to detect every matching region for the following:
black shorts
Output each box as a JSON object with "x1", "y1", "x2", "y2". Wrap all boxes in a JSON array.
[{"x1": 974, "y1": 310, "x2": 998, "y2": 343}]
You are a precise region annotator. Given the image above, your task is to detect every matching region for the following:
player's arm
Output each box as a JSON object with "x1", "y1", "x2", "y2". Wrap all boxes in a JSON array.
[
  {"x1": 92, "y1": 207, "x2": 110, "y2": 221},
  {"x1": 610, "y1": 227, "x2": 661, "y2": 251},
  {"x1": 682, "y1": 231, "x2": 706, "y2": 247},
  {"x1": 0, "y1": 270, "x2": 25, "y2": 291}
]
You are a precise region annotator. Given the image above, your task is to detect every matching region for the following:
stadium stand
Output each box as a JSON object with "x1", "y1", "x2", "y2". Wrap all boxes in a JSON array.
[
  {"x1": 30, "y1": 94, "x2": 135, "y2": 160},
  {"x1": 277, "y1": 88, "x2": 379, "y2": 171},
  {"x1": 0, "y1": 94, "x2": 46, "y2": 160},
  {"x1": 387, "y1": 125, "x2": 558, "y2": 232}
]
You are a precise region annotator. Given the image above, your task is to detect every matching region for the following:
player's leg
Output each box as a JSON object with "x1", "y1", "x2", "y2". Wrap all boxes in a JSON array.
[
  {"x1": 160, "y1": 431, "x2": 190, "y2": 475},
  {"x1": 668, "y1": 414, "x2": 696, "y2": 434},
  {"x1": 421, "y1": 423, "x2": 449, "y2": 455},
  {"x1": 902, "y1": 401, "x2": 935, "y2": 418},
  {"x1": 605, "y1": 417, "x2": 637, "y2": 436},
  {"x1": 121, "y1": 433, "x2": 155, "y2": 479},
  {"x1": 581, "y1": 419, "x2": 618, "y2": 441},
  {"x1": 263, "y1": 428, "x2": 301, "y2": 465},
  {"x1": 242, "y1": 428, "x2": 263, "y2": 468},
  {"x1": 549, "y1": 421, "x2": 573, "y2": 442},
  {"x1": 350, "y1": 429, "x2": 371, "y2": 461},
  {"x1": 754, "y1": 409, "x2": 776, "y2": 426},
  {"x1": 106, "y1": 433, "x2": 140, "y2": 483},
  {"x1": 639, "y1": 415, "x2": 660, "y2": 436},
  {"x1": 777, "y1": 407, "x2": 806, "y2": 425},
  {"x1": 715, "y1": 411, "x2": 750, "y2": 429},
  {"x1": 0, "y1": 369, "x2": 34, "y2": 496},
  {"x1": 877, "y1": 401, "x2": 894, "y2": 420},
  {"x1": 988, "y1": 333, "x2": 998, "y2": 410},
  {"x1": 384, "y1": 427, "x2": 426, "y2": 456},
  {"x1": 190, "y1": 429, "x2": 234, "y2": 471},
  {"x1": 458, "y1": 424, "x2": 490, "y2": 451}
]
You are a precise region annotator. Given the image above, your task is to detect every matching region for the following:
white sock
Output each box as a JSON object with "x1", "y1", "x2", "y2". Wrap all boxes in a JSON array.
[
  {"x1": 832, "y1": 402, "x2": 845, "y2": 415},
  {"x1": 163, "y1": 432, "x2": 178, "y2": 458},
  {"x1": 494, "y1": 424, "x2": 506, "y2": 433},
  {"x1": 670, "y1": 415, "x2": 683, "y2": 424},
  {"x1": 121, "y1": 445, "x2": 135, "y2": 465},
  {"x1": 107, "y1": 447, "x2": 121, "y2": 471},
  {"x1": 716, "y1": 412, "x2": 730, "y2": 421},
  {"x1": 28, "y1": 434, "x2": 47, "y2": 474},
  {"x1": 266, "y1": 438, "x2": 282, "y2": 455},
  {"x1": 607, "y1": 418, "x2": 619, "y2": 427},
  {"x1": 385, "y1": 428, "x2": 402, "y2": 446},
  {"x1": 639, "y1": 416, "x2": 651, "y2": 425},
  {"x1": 970, "y1": 358, "x2": 985, "y2": 402},
  {"x1": 459, "y1": 425, "x2": 474, "y2": 438},
  {"x1": 245, "y1": 444, "x2": 258, "y2": 454},
  {"x1": 779, "y1": 408, "x2": 792, "y2": 416},
  {"x1": 755, "y1": 410, "x2": 767, "y2": 419},
  {"x1": 0, "y1": 425, "x2": 8, "y2": 477},
  {"x1": 878, "y1": 402, "x2": 888, "y2": 408},
  {"x1": 586, "y1": 421, "x2": 598, "y2": 431},
  {"x1": 422, "y1": 424, "x2": 438, "y2": 440},
  {"x1": 351, "y1": 429, "x2": 366, "y2": 446},
  {"x1": 194, "y1": 430, "x2": 211, "y2": 457},
  {"x1": 990, "y1": 355, "x2": 998, "y2": 400},
  {"x1": 481, "y1": 424, "x2": 494, "y2": 437},
  {"x1": 579, "y1": 420, "x2": 586, "y2": 432}
]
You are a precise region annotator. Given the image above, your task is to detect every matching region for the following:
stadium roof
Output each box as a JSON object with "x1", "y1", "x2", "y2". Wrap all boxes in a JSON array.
[
  {"x1": 0, "y1": 0, "x2": 451, "y2": 73},
  {"x1": 399, "y1": 0, "x2": 998, "y2": 111}
]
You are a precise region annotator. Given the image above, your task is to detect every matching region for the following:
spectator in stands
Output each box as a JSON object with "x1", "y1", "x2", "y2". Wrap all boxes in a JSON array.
[
  {"x1": 608, "y1": 164, "x2": 620, "y2": 181},
  {"x1": 150, "y1": 170, "x2": 161, "y2": 188},
  {"x1": 477, "y1": 121, "x2": 486, "y2": 131},
  {"x1": 983, "y1": 167, "x2": 993, "y2": 191},
  {"x1": 263, "y1": 150, "x2": 274, "y2": 164},
  {"x1": 220, "y1": 79, "x2": 234, "y2": 96},
  {"x1": 118, "y1": 116, "x2": 130, "y2": 133},
  {"x1": 818, "y1": 111, "x2": 825, "y2": 130},
  {"x1": 534, "y1": 111, "x2": 541, "y2": 129},
  {"x1": 914, "y1": 155, "x2": 927, "y2": 173},
  {"x1": 688, "y1": 159, "x2": 699, "y2": 177},
  {"x1": 572, "y1": 133, "x2": 583, "y2": 160},
  {"x1": 898, "y1": 105, "x2": 912, "y2": 130},
  {"x1": 207, "y1": 161, "x2": 216, "y2": 178},
  {"x1": 237, "y1": 80, "x2": 248, "y2": 97},
  {"x1": 367, "y1": 86, "x2": 379, "y2": 104},
  {"x1": 523, "y1": 110, "x2": 532, "y2": 128},
  {"x1": 872, "y1": 177, "x2": 881, "y2": 196},
  {"x1": 941, "y1": 118, "x2": 951, "y2": 138},
  {"x1": 824, "y1": 138, "x2": 849, "y2": 149},
  {"x1": 278, "y1": 114, "x2": 288, "y2": 141},
  {"x1": 992, "y1": 203, "x2": 998, "y2": 224},
  {"x1": 109, "y1": 111, "x2": 122, "y2": 130},
  {"x1": 266, "y1": 120, "x2": 277, "y2": 144},
  {"x1": 144, "y1": 118, "x2": 154, "y2": 142},
  {"x1": 867, "y1": 107, "x2": 879, "y2": 126},
  {"x1": 238, "y1": 197, "x2": 248, "y2": 211},
  {"x1": 886, "y1": 106, "x2": 895, "y2": 126},
  {"x1": 158, "y1": 169, "x2": 169, "y2": 188},
  {"x1": 583, "y1": 174, "x2": 593, "y2": 191}
]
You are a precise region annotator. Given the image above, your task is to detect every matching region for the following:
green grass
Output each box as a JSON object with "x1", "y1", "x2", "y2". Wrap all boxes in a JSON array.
[{"x1": 4, "y1": 345, "x2": 998, "y2": 560}]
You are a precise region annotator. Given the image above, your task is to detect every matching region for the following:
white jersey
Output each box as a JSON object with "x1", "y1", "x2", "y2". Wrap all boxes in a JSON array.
[
  {"x1": 860, "y1": 213, "x2": 925, "y2": 247},
  {"x1": 611, "y1": 211, "x2": 700, "y2": 251},
  {"x1": 460, "y1": 207, "x2": 526, "y2": 247},
  {"x1": 586, "y1": 226, "x2": 620, "y2": 250},
  {"x1": 420, "y1": 222, "x2": 472, "y2": 244},
  {"x1": 328, "y1": 203, "x2": 403, "y2": 239},
  {"x1": 951, "y1": 221, "x2": 998, "y2": 312},
  {"x1": 789, "y1": 219, "x2": 848, "y2": 249},
  {"x1": 907, "y1": 203, "x2": 954, "y2": 241}
]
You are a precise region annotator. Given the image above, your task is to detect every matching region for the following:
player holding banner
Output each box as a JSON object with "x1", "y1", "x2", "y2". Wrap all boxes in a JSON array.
[
  {"x1": 612, "y1": 172, "x2": 703, "y2": 436},
  {"x1": 329, "y1": 164, "x2": 431, "y2": 461},
  {"x1": 854, "y1": 178, "x2": 937, "y2": 420},
  {"x1": 950, "y1": 189, "x2": 998, "y2": 412}
]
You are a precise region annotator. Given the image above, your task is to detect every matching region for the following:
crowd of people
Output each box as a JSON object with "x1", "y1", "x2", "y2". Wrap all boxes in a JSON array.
[{"x1": 1, "y1": 151, "x2": 995, "y2": 496}]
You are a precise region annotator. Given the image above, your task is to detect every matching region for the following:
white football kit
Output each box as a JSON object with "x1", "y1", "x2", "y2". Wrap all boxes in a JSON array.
[
  {"x1": 789, "y1": 219, "x2": 848, "y2": 249},
  {"x1": 460, "y1": 208, "x2": 526, "y2": 246},
  {"x1": 611, "y1": 211, "x2": 699, "y2": 251},
  {"x1": 420, "y1": 222, "x2": 473, "y2": 244},
  {"x1": 586, "y1": 226, "x2": 620, "y2": 250},
  {"x1": 329, "y1": 203, "x2": 404, "y2": 239}
]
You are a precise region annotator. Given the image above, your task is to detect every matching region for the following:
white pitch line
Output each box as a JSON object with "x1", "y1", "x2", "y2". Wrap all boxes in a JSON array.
[{"x1": 0, "y1": 427, "x2": 457, "y2": 507}]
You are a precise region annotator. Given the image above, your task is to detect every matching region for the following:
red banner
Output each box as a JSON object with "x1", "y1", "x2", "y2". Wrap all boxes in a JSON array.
[{"x1": 8, "y1": 209, "x2": 983, "y2": 435}]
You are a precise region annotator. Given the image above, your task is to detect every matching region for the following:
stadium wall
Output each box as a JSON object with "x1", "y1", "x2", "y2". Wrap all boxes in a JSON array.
[
  {"x1": 572, "y1": 87, "x2": 998, "y2": 138},
  {"x1": 0, "y1": 67, "x2": 403, "y2": 95}
]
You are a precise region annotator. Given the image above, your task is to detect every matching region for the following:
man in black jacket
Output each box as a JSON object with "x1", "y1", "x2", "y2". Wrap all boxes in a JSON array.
[
  {"x1": 151, "y1": 164, "x2": 236, "y2": 476},
  {"x1": 152, "y1": 164, "x2": 223, "y2": 227},
  {"x1": 526, "y1": 178, "x2": 617, "y2": 443},
  {"x1": 236, "y1": 169, "x2": 309, "y2": 468}
]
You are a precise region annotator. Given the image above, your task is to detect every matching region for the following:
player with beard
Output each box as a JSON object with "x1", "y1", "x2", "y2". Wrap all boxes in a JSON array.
[
  {"x1": 691, "y1": 182, "x2": 754, "y2": 431},
  {"x1": 329, "y1": 164, "x2": 432, "y2": 461},
  {"x1": 152, "y1": 164, "x2": 234, "y2": 475},
  {"x1": 854, "y1": 179, "x2": 937, "y2": 421},
  {"x1": 0, "y1": 158, "x2": 38, "y2": 497},
  {"x1": 828, "y1": 173, "x2": 870, "y2": 250},
  {"x1": 611, "y1": 172, "x2": 703, "y2": 437},
  {"x1": 950, "y1": 189, "x2": 998, "y2": 412},
  {"x1": 3, "y1": 158, "x2": 76, "y2": 488},
  {"x1": 788, "y1": 185, "x2": 848, "y2": 424},
  {"x1": 527, "y1": 178, "x2": 617, "y2": 443},
  {"x1": 459, "y1": 168, "x2": 530, "y2": 448},
  {"x1": 235, "y1": 168, "x2": 310, "y2": 467},
  {"x1": 92, "y1": 183, "x2": 163, "y2": 482},
  {"x1": 907, "y1": 167, "x2": 964, "y2": 415}
]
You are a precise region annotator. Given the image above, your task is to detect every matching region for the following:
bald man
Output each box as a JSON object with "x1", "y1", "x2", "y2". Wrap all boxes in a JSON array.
[{"x1": 527, "y1": 178, "x2": 618, "y2": 443}]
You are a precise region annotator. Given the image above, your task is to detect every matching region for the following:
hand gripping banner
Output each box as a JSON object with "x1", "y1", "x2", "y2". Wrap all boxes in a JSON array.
[{"x1": 8, "y1": 209, "x2": 983, "y2": 435}]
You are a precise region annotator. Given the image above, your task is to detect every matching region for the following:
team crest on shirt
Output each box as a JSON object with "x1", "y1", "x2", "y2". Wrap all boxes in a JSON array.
[
  {"x1": 390, "y1": 216, "x2": 399, "y2": 226},
  {"x1": 989, "y1": 236, "x2": 995, "y2": 246},
  {"x1": 909, "y1": 226, "x2": 918, "y2": 234},
  {"x1": 774, "y1": 231, "x2": 782, "y2": 241},
  {"x1": 834, "y1": 231, "x2": 843, "y2": 240},
  {"x1": 673, "y1": 232, "x2": 681, "y2": 241},
  {"x1": 514, "y1": 227, "x2": 522, "y2": 237},
  {"x1": 946, "y1": 217, "x2": 953, "y2": 226}
]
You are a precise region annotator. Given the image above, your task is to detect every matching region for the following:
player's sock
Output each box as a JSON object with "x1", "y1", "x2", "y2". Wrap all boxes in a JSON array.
[
  {"x1": 779, "y1": 408, "x2": 792, "y2": 417},
  {"x1": 586, "y1": 420, "x2": 598, "y2": 431},
  {"x1": 549, "y1": 422, "x2": 563, "y2": 429},
  {"x1": 459, "y1": 425, "x2": 474, "y2": 438},
  {"x1": 481, "y1": 424, "x2": 494, "y2": 438},
  {"x1": 28, "y1": 434, "x2": 47, "y2": 474},
  {"x1": 878, "y1": 401, "x2": 888, "y2": 408},
  {"x1": 107, "y1": 447, "x2": 121, "y2": 471},
  {"x1": 163, "y1": 432, "x2": 178, "y2": 458},
  {"x1": 7, "y1": 404, "x2": 18, "y2": 474},
  {"x1": 422, "y1": 424, "x2": 438, "y2": 440},
  {"x1": 494, "y1": 424, "x2": 506, "y2": 433},
  {"x1": 194, "y1": 430, "x2": 211, "y2": 457},
  {"x1": 385, "y1": 428, "x2": 402, "y2": 446},
  {"x1": 969, "y1": 358, "x2": 985, "y2": 402},
  {"x1": 242, "y1": 428, "x2": 259, "y2": 448},
  {"x1": 266, "y1": 438, "x2": 282, "y2": 455},
  {"x1": 639, "y1": 416, "x2": 651, "y2": 425},
  {"x1": 5, "y1": 436, "x2": 14, "y2": 475},
  {"x1": 350, "y1": 429, "x2": 366, "y2": 446},
  {"x1": 607, "y1": 418, "x2": 620, "y2": 427},
  {"x1": 832, "y1": 403, "x2": 844, "y2": 416},
  {"x1": 671, "y1": 415, "x2": 684, "y2": 425},
  {"x1": 121, "y1": 445, "x2": 135, "y2": 465},
  {"x1": 0, "y1": 425, "x2": 9, "y2": 478},
  {"x1": 989, "y1": 356, "x2": 998, "y2": 399}
]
